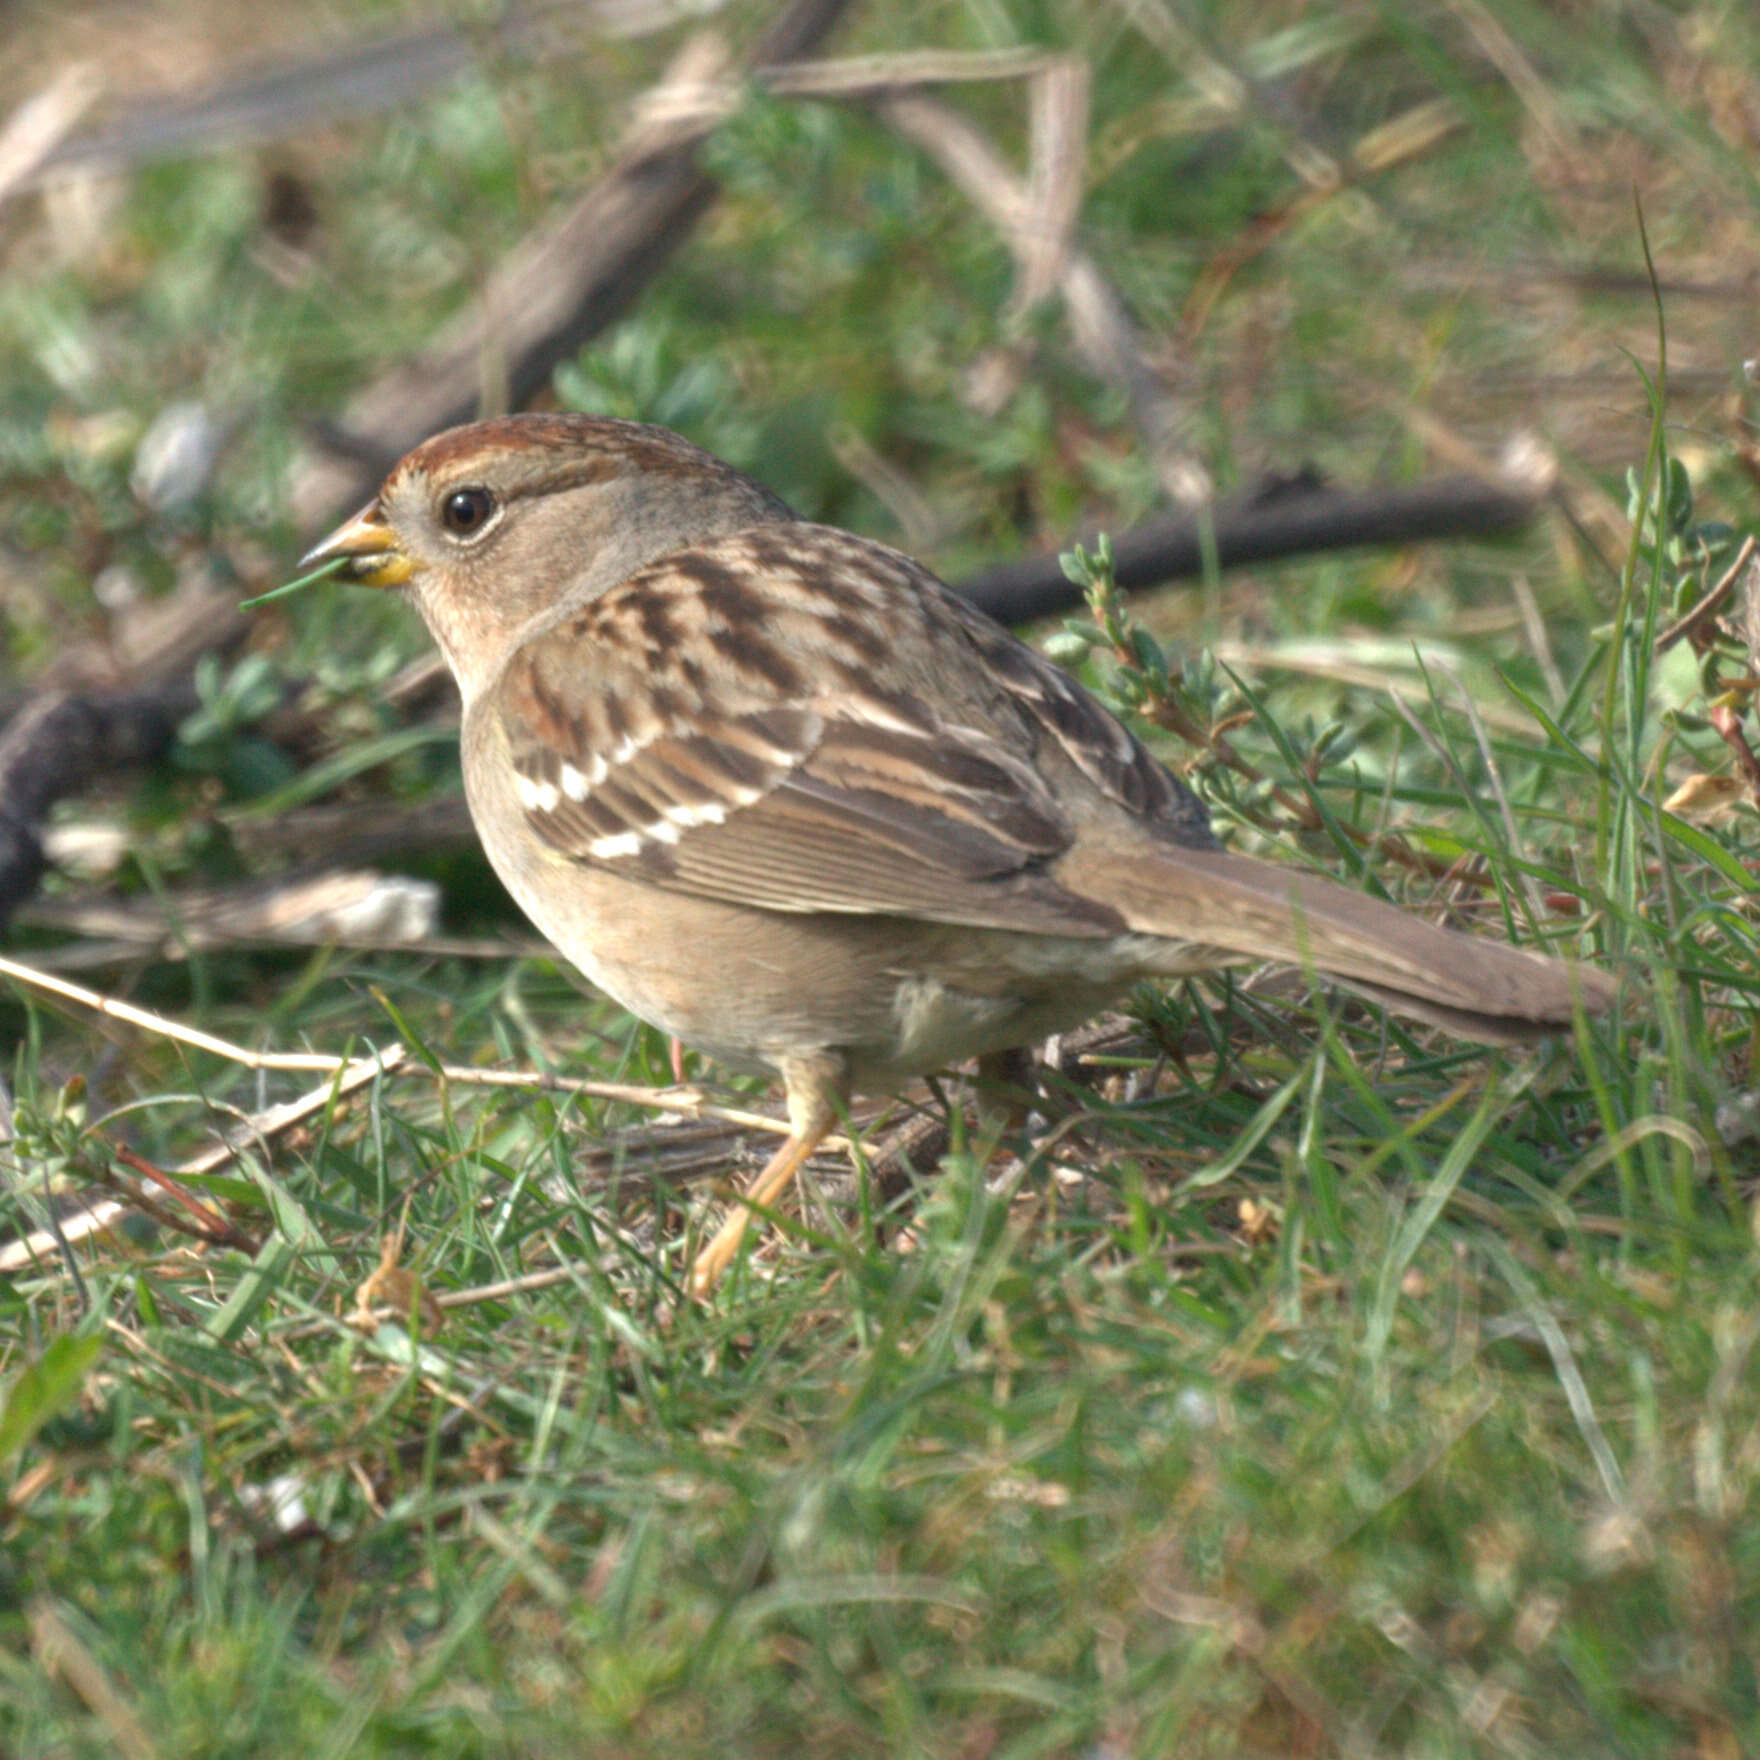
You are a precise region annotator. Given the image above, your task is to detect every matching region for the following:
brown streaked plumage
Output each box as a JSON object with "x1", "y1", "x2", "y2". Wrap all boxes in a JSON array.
[{"x1": 302, "y1": 413, "x2": 1617, "y2": 1296}]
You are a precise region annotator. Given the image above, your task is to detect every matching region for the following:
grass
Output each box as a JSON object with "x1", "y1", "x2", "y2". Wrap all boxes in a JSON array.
[{"x1": 2, "y1": 2, "x2": 1759, "y2": 1754}]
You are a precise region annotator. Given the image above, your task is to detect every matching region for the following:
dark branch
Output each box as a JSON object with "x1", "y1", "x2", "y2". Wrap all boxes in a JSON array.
[
  {"x1": 0, "y1": 688, "x2": 194, "y2": 925},
  {"x1": 953, "y1": 469, "x2": 1546, "y2": 623}
]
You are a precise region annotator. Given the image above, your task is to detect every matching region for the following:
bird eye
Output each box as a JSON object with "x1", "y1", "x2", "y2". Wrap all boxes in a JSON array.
[{"x1": 440, "y1": 486, "x2": 497, "y2": 538}]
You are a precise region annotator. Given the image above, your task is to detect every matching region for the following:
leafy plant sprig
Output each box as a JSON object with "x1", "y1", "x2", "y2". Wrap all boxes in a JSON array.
[
  {"x1": 1046, "y1": 536, "x2": 1447, "y2": 882},
  {"x1": 1638, "y1": 453, "x2": 1760, "y2": 811}
]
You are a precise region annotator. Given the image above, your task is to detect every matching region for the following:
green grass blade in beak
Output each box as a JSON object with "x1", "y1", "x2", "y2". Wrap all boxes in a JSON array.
[{"x1": 239, "y1": 558, "x2": 348, "y2": 610}]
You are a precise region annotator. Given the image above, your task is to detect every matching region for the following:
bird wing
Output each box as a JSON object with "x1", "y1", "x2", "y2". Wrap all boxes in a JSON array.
[{"x1": 487, "y1": 524, "x2": 1151, "y2": 937}]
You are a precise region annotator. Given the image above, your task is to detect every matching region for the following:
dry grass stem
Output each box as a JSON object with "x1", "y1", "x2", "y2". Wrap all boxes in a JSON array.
[{"x1": 0, "y1": 951, "x2": 365, "y2": 1072}]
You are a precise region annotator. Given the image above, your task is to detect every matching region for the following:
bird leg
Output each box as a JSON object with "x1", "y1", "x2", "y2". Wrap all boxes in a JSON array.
[
  {"x1": 688, "y1": 1051, "x2": 845, "y2": 1299},
  {"x1": 974, "y1": 1046, "x2": 1038, "y2": 1141}
]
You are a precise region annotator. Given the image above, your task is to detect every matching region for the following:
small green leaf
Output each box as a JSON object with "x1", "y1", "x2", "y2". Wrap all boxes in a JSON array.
[
  {"x1": 1663, "y1": 456, "x2": 1693, "y2": 533},
  {"x1": 0, "y1": 1333, "x2": 103, "y2": 1466},
  {"x1": 1041, "y1": 630, "x2": 1093, "y2": 666},
  {"x1": 1128, "y1": 626, "x2": 1168, "y2": 687}
]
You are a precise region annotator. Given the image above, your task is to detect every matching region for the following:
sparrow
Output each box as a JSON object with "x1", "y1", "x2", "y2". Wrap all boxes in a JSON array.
[{"x1": 300, "y1": 413, "x2": 1615, "y2": 1295}]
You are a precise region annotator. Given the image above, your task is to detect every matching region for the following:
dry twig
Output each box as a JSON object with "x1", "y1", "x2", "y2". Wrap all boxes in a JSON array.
[
  {"x1": 0, "y1": 950, "x2": 843, "y2": 1277},
  {"x1": 289, "y1": 0, "x2": 858, "y2": 527},
  {"x1": 879, "y1": 81, "x2": 1208, "y2": 507},
  {"x1": 1654, "y1": 534, "x2": 1758, "y2": 653}
]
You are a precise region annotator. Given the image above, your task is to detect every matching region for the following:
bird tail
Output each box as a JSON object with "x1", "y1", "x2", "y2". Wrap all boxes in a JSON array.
[{"x1": 1061, "y1": 841, "x2": 1615, "y2": 1044}]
